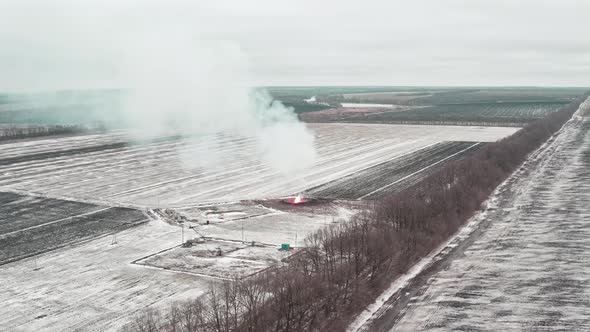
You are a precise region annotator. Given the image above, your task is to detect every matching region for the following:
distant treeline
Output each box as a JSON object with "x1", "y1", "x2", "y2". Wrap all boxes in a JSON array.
[
  {"x1": 350, "y1": 102, "x2": 567, "y2": 125},
  {"x1": 323, "y1": 89, "x2": 585, "y2": 106},
  {"x1": 334, "y1": 119, "x2": 527, "y2": 127},
  {"x1": 126, "y1": 96, "x2": 587, "y2": 332},
  {"x1": 281, "y1": 101, "x2": 332, "y2": 114},
  {"x1": 0, "y1": 124, "x2": 102, "y2": 141}
]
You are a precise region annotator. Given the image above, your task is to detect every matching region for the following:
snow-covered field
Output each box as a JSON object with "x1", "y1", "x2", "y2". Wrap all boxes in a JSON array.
[
  {"x1": 0, "y1": 122, "x2": 519, "y2": 331},
  {"x1": 307, "y1": 141, "x2": 481, "y2": 199},
  {"x1": 135, "y1": 240, "x2": 291, "y2": 280},
  {"x1": 0, "y1": 192, "x2": 147, "y2": 265},
  {"x1": 0, "y1": 199, "x2": 349, "y2": 331},
  {"x1": 0, "y1": 218, "x2": 210, "y2": 331},
  {"x1": 386, "y1": 111, "x2": 590, "y2": 330},
  {"x1": 0, "y1": 123, "x2": 517, "y2": 208}
]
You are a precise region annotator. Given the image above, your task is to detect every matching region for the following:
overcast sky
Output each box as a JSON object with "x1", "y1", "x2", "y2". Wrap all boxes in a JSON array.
[{"x1": 1, "y1": 0, "x2": 589, "y2": 91}]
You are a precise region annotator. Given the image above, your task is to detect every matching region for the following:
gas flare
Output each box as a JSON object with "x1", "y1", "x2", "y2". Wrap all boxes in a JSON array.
[{"x1": 283, "y1": 194, "x2": 308, "y2": 205}]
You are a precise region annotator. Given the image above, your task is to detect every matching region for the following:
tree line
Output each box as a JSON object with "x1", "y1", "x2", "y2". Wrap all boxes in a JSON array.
[
  {"x1": 336, "y1": 119, "x2": 527, "y2": 127},
  {"x1": 0, "y1": 124, "x2": 90, "y2": 141},
  {"x1": 125, "y1": 96, "x2": 587, "y2": 332}
]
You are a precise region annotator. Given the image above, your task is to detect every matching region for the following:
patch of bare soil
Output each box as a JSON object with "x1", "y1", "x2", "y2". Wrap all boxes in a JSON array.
[{"x1": 254, "y1": 197, "x2": 335, "y2": 213}]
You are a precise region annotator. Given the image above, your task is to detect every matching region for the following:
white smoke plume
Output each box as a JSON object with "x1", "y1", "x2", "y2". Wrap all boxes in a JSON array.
[
  {"x1": 0, "y1": 2, "x2": 318, "y2": 174},
  {"x1": 118, "y1": 33, "x2": 317, "y2": 173}
]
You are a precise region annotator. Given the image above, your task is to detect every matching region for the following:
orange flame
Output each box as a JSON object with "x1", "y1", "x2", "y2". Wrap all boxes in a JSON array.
[{"x1": 293, "y1": 194, "x2": 302, "y2": 204}]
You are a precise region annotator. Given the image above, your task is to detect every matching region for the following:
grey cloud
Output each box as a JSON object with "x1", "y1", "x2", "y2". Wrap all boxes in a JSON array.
[{"x1": 0, "y1": 0, "x2": 589, "y2": 89}]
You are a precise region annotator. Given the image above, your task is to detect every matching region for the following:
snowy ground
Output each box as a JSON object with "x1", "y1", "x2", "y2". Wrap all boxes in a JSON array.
[
  {"x1": 0, "y1": 219, "x2": 210, "y2": 331},
  {"x1": 0, "y1": 123, "x2": 517, "y2": 207},
  {"x1": 135, "y1": 240, "x2": 292, "y2": 280},
  {"x1": 367, "y1": 107, "x2": 590, "y2": 331},
  {"x1": 0, "y1": 122, "x2": 518, "y2": 331},
  {"x1": 306, "y1": 141, "x2": 481, "y2": 199},
  {"x1": 0, "y1": 192, "x2": 146, "y2": 265},
  {"x1": 0, "y1": 197, "x2": 351, "y2": 331}
]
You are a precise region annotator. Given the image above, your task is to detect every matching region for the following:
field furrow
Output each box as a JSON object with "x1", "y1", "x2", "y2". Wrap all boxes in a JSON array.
[
  {"x1": 307, "y1": 141, "x2": 481, "y2": 199},
  {"x1": 384, "y1": 117, "x2": 590, "y2": 331},
  {"x1": 0, "y1": 124, "x2": 517, "y2": 207},
  {"x1": 0, "y1": 192, "x2": 147, "y2": 265}
]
